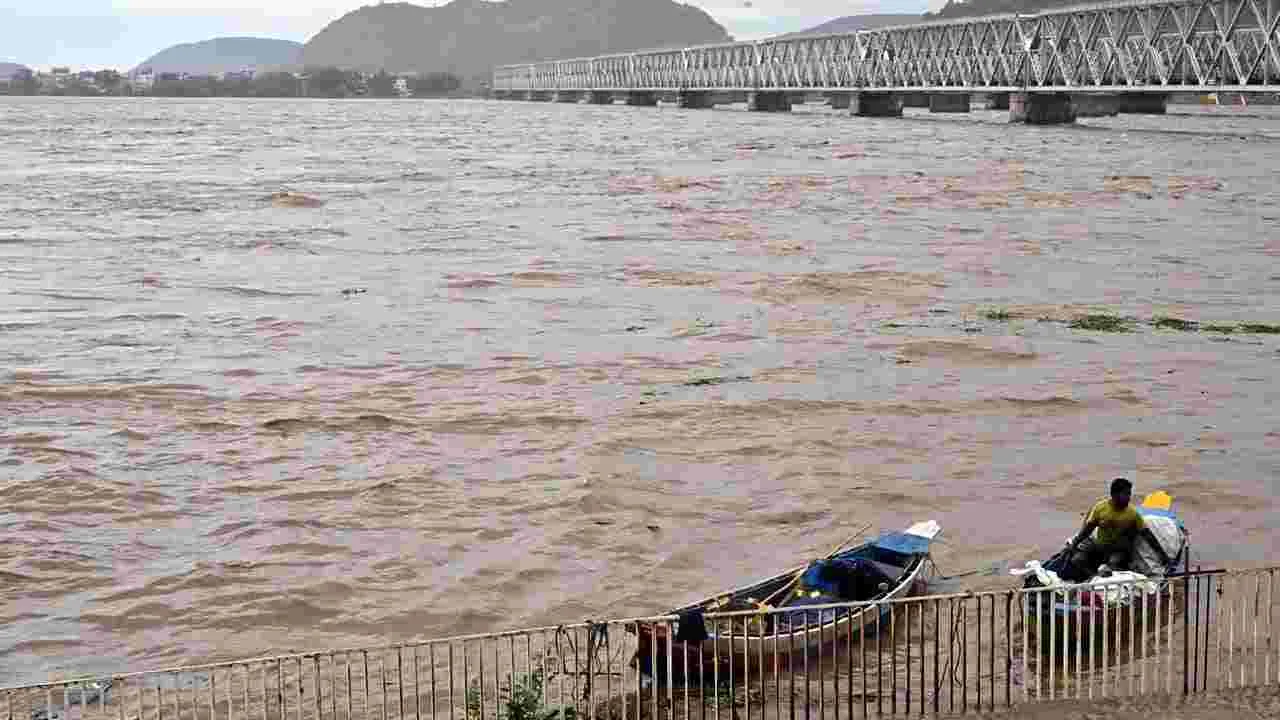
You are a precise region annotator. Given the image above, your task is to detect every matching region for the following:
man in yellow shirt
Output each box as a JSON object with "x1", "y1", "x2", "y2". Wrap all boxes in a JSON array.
[{"x1": 1066, "y1": 477, "x2": 1170, "y2": 575}]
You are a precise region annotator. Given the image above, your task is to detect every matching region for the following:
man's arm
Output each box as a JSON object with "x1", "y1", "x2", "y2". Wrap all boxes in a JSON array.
[{"x1": 1068, "y1": 519, "x2": 1097, "y2": 549}]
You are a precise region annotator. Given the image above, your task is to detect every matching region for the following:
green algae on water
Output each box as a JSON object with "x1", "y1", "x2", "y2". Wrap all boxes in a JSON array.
[
  {"x1": 982, "y1": 309, "x2": 1013, "y2": 321},
  {"x1": 1201, "y1": 323, "x2": 1236, "y2": 334},
  {"x1": 1070, "y1": 314, "x2": 1131, "y2": 332},
  {"x1": 1239, "y1": 323, "x2": 1280, "y2": 334},
  {"x1": 1152, "y1": 316, "x2": 1198, "y2": 331}
]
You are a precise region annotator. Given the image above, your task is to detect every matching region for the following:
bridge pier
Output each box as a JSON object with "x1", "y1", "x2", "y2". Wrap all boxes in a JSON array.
[
  {"x1": 749, "y1": 91, "x2": 792, "y2": 112},
  {"x1": 1009, "y1": 92, "x2": 1076, "y2": 125},
  {"x1": 1071, "y1": 93, "x2": 1121, "y2": 117},
  {"x1": 554, "y1": 91, "x2": 583, "y2": 103},
  {"x1": 625, "y1": 91, "x2": 659, "y2": 107},
  {"x1": 677, "y1": 90, "x2": 716, "y2": 109},
  {"x1": 985, "y1": 92, "x2": 1010, "y2": 110},
  {"x1": 587, "y1": 91, "x2": 614, "y2": 105},
  {"x1": 852, "y1": 92, "x2": 903, "y2": 117},
  {"x1": 901, "y1": 92, "x2": 931, "y2": 108},
  {"x1": 1117, "y1": 92, "x2": 1168, "y2": 114},
  {"x1": 929, "y1": 93, "x2": 971, "y2": 112},
  {"x1": 525, "y1": 91, "x2": 553, "y2": 102},
  {"x1": 825, "y1": 93, "x2": 852, "y2": 110}
]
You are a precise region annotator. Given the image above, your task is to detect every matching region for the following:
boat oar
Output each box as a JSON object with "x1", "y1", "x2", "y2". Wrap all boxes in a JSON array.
[{"x1": 758, "y1": 522, "x2": 873, "y2": 608}]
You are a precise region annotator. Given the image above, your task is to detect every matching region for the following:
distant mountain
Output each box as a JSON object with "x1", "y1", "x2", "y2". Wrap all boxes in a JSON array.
[
  {"x1": 0, "y1": 62, "x2": 31, "y2": 80},
  {"x1": 301, "y1": 0, "x2": 733, "y2": 87},
  {"x1": 782, "y1": 14, "x2": 923, "y2": 37},
  {"x1": 925, "y1": 0, "x2": 1087, "y2": 19},
  {"x1": 134, "y1": 37, "x2": 303, "y2": 75}
]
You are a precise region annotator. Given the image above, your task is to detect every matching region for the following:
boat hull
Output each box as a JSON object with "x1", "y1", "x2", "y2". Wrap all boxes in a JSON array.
[{"x1": 635, "y1": 556, "x2": 930, "y2": 682}]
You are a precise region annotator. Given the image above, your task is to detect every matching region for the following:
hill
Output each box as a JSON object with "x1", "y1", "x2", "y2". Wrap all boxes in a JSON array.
[
  {"x1": 300, "y1": 0, "x2": 733, "y2": 87},
  {"x1": 134, "y1": 37, "x2": 304, "y2": 75},
  {"x1": 925, "y1": 0, "x2": 1085, "y2": 19},
  {"x1": 0, "y1": 62, "x2": 31, "y2": 80},
  {"x1": 781, "y1": 14, "x2": 922, "y2": 37}
]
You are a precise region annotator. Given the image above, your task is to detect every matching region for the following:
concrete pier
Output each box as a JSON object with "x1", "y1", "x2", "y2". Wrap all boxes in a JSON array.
[
  {"x1": 852, "y1": 92, "x2": 904, "y2": 117},
  {"x1": 525, "y1": 91, "x2": 553, "y2": 102},
  {"x1": 748, "y1": 91, "x2": 792, "y2": 112},
  {"x1": 625, "y1": 91, "x2": 659, "y2": 107},
  {"x1": 1071, "y1": 93, "x2": 1121, "y2": 117},
  {"x1": 1009, "y1": 92, "x2": 1076, "y2": 124},
  {"x1": 677, "y1": 90, "x2": 716, "y2": 109},
  {"x1": 902, "y1": 92, "x2": 931, "y2": 108},
  {"x1": 929, "y1": 93, "x2": 971, "y2": 112},
  {"x1": 1118, "y1": 92, "x2": 1169, "y2": 114},
  {"x1": 826, "y1": 93, "x2": 852, "y2": 110},
  {"x1": 554, "y1": 91, "x2": 582, "y2": 103},
  {"x1": 587, "y1": 91, "x2": 614, "y2": 105},
  {"x1": 986, "y1": 92, "x2": 1010, "y2": 110}
]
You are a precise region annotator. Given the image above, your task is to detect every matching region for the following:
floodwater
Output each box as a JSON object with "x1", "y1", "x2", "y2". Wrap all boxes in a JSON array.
[{"x1": 0, "y1": 96, "x2": 1277, "y2": 687}]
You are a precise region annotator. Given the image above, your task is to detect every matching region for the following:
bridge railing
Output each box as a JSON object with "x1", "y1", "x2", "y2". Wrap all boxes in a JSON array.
[
  {"x1": 4, "y1": 566, "x2": 1278, "y2": 720},
  {"x1": 491, "y1": 0, "x2": 1280, "y2": 93}
]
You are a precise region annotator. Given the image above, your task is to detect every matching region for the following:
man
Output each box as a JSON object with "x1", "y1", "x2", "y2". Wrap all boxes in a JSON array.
[{"x1": 1066, "y1": 477, "x2": 1170, "y2": 576}]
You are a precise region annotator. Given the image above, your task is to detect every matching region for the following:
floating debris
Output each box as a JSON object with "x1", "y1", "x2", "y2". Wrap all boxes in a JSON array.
[
  {"x1": 1239, "y1": 323, "x2": 1280, "y2": 334},
  {"x1": 1069, "y1": 314, "x2": 1132, "y2": 332},
  {"x1": 266, "y1": 191, "x2": 325, "y2": 208},
  {"x1": 1153, "y1": 316, "x2": 1198, "y2": 331}
]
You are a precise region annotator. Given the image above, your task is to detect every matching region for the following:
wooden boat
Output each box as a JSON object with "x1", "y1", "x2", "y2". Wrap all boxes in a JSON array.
[
  {"x1": 633, "y1": 520, "x2": 941, "y2": 682},
  {"x1": 1019, "y1": 491, "x2": 1189, "y2": 650}
]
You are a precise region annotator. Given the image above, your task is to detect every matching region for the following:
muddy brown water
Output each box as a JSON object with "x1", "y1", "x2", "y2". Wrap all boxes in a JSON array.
[{"x1": 1, "y1": 97, "x2": 1278, "y2": 687}]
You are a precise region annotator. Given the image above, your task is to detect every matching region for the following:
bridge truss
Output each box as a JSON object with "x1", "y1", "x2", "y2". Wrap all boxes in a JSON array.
[{"x1": 493, "y1": 0, "x2": 1280, "y2": 94}]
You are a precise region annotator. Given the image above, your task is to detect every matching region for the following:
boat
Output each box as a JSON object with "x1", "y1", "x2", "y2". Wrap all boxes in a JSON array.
[
  {"x1": 1016, "y1": 491, "x2": 1189, "y2": 649},
  {"x1": 632, "y1": 520, "x2": 942, "y2": 682}
]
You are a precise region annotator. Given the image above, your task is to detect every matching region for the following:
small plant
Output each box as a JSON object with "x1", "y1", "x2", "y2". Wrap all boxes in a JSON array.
[
  {"x1": 1069, "y1": 314, "x2": 1131, "y2": 332},
  {"x1": 466, "y1": 669, "x2": 575, "y2": 720},
  {"x1": 1239, "y1": 323, "x2": 1280, "y2": 334},
  {"x1": 1152, "y1": 316, "x2": 1198, "y2": 331}
]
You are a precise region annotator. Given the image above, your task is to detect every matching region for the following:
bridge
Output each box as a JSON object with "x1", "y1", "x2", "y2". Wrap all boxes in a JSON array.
[{"x1": 492, "y1": 0, "x2": 1280, "y2": 123}]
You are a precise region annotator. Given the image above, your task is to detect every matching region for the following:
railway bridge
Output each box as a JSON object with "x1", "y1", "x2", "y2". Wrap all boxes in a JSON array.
[{"x1": 492, "y1": 0, "x2": 1280, "y2": 123}]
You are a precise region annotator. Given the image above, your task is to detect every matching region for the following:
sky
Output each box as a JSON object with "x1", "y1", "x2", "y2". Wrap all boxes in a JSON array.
[{"x1": 2, "y1": 0, "x2": 938, "y2": 71}]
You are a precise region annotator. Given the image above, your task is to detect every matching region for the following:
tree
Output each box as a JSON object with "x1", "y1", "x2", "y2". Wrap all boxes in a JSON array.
[
  {"x1": 305, "y1": 66, "x2": 349, "y2": 97},
  {"x1": 251, "y1": 72, "x2": 301, "y2": 98},
  {"x1": 94, "y1": 69, "x2": 122, "y2": 94},
  {"x1": 367, "y1": 70, "x2": 398, "y2": 98},
  {"x1": 411, "y1": 71, "x2": 461, "y2": 96}
]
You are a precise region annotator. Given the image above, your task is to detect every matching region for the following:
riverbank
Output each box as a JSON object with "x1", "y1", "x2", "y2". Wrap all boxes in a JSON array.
[{"x1": 951, "y1": 685, "x2": 1280, "y2": 718}]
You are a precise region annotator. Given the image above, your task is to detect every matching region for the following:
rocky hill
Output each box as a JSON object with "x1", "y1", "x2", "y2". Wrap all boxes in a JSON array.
[
  {"x1": 134, "y1": 37, "x2": 303, "y2": 75},
  {"x1": 782, "y1": 14, "x2": 922, "y2": 37},
  {"x1": 300, "y1": 0, "x2": 732, "y2": 87},
  {"x1": 925, "y1": 0, "x2": 1085, "y2": 19},
  {"x1": 0, "y1": 62, "x2": 31, "y2": 80}
]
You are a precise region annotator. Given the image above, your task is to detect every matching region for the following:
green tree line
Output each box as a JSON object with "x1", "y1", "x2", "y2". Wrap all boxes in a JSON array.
[{"x1": 0, "y1": 67, "x2": 464, "y2": 98}]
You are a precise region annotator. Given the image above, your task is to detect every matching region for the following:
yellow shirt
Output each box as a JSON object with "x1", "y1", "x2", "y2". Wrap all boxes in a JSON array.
[{"x1": 1086, "y1": 498, "x2": 1145, "y2": 547}]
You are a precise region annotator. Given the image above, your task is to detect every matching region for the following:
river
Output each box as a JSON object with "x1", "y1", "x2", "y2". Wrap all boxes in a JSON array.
[{"x1": 0, "y1": 96, "x2": 1277, "y2": 687}]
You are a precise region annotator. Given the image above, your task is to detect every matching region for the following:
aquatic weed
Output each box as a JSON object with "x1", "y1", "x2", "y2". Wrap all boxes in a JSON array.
[
  {"x1": 1070, "y1": 314, "x2": 1131, "y2": 332},
  {"x1": 982, "y1": 309, "x2": 1013, "y2": 321},
  {"x1": 1201, "y1": 323, "x2": 1237, "y2": 334},
  {"x1": 1239, "y1": 323, "x2": 1280, "y2": 334},
  {"x1": 1152, "y1": 316, "x2": 1198, "y2": 331}
]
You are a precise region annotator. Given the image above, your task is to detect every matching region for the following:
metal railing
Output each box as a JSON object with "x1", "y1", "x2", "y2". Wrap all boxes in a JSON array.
[{"x1": 4, "y1": 567, "x2": 1277, "y2": 720}]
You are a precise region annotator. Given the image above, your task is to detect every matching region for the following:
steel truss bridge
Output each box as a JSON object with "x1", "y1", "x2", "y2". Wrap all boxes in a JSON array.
[{"x1": 492, "y1": 0, "x2": 1280, "y2": 94}]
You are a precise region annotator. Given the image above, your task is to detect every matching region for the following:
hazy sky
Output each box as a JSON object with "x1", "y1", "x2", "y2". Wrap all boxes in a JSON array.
[{"x1": 2, "y1": 0, "x2": 936, "y2": 70}]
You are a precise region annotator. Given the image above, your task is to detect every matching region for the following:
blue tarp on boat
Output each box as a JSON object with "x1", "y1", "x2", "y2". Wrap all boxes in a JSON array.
[{"x1": 870, "y1": 531, "x2": 931, "y2": 555}]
